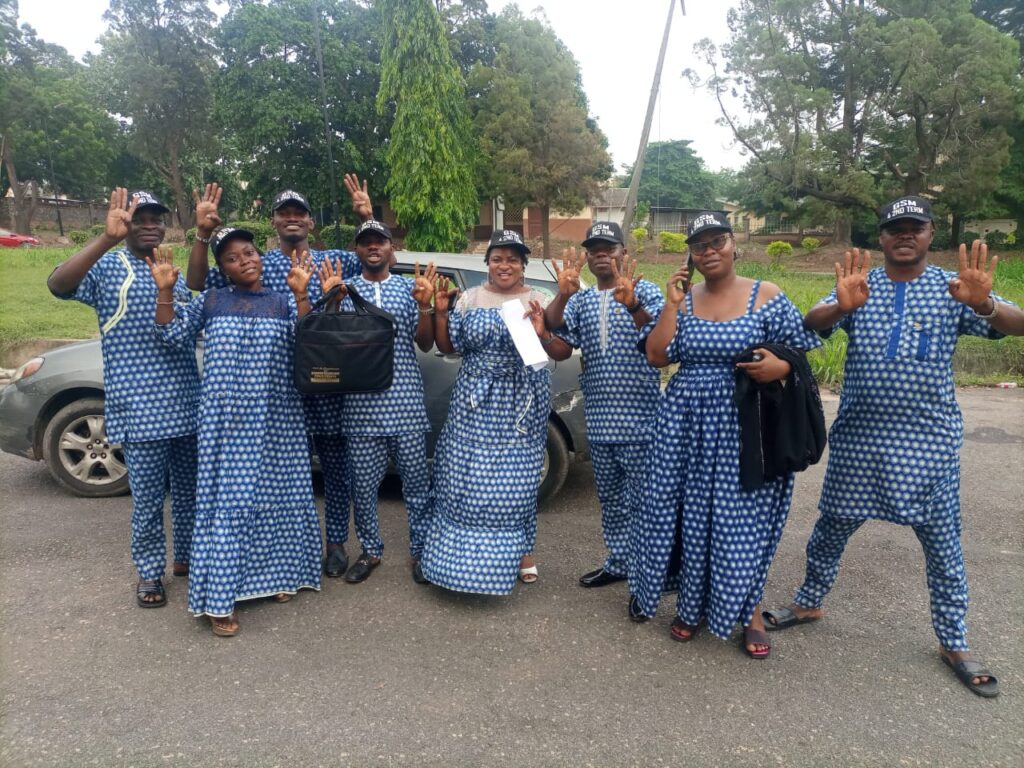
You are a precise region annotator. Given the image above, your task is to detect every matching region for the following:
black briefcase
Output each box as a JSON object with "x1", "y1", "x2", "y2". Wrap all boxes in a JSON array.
[{"x1": 293, "y1": 284, "x2": 396, "y2": 394}]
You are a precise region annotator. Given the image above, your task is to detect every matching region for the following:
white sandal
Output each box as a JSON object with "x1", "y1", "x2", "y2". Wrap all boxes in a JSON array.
[{"x1": 518, "y1": 565, "x2": 539, "y2": 584}]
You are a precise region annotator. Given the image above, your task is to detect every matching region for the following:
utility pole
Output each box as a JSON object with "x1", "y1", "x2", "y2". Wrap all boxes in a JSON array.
[
  {"x1": 311, "y1": 0, "x2": 342, "y2": 247},
  {"x1": 621, "y1": 0, "x2": 685, "y2": 240}
]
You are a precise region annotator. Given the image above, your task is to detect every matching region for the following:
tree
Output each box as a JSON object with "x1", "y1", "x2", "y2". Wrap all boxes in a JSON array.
[
  {"x1": 622, "y1": 140, "x2": 716, "y2": 210},
  {"x1": 694, "y1": 0, "x2": 1020, "y2": 243},
  {"x1": 972, "y1": 0, "x2": 1024, "y2": 233},
  {"x1": 215, "y1": 0, "x2": 385, "y2": 216},
  {"x1": 469, "y1": 7, "x2": 611, "y2": 257},
  {"x1": 87, "y1": 0, "x2": 218, "y2": 228},
  {"x1": 0, "y1": 17, "x2": 119, "y2": 233},
  {"x1": 377, "y1": 0, "x2": 477, "y2": 251},
  {"x1": 434, "y1": 0, "x2": 497, "y2": 76}
]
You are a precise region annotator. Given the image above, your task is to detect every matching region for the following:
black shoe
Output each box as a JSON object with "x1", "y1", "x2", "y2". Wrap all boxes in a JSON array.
[
  {"x1": 323, "y1": 545, "x2": 349, "y2": 578},
  {"x1": 344, "y1": 553, "x2": 380, "y2": 584},
  {"x1": 579, "y1": 567, "x2": 627, "y2": 588},
  {"x1": 628, "y1": 594, "x2": 649, "y2": 623},
  {"x1": 412, "y1": 561, "x2": 430, "y2": 585}
]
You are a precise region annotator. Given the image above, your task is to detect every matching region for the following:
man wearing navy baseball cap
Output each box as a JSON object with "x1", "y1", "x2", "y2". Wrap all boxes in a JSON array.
[
  {"x1": 764, "y1": 197, "x2": 1024, "y2": 697},
  {"x1": 545, "y1": 221, "x2": 665, "y2": 587},
  {"x1": 185, "y1": 174, "x2": 376, "y2": 580},
  {"x1": 48, "y1": 187, "x2": 199, "y2": 608}
]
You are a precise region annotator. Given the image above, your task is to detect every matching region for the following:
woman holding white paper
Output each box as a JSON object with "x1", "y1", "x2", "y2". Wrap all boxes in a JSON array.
[{"x1": 420, "y1": 230, "x2": 572, "y2": 595}]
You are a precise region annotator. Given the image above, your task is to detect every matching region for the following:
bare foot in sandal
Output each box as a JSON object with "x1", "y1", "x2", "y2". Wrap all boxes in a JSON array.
[
  {"x1": 745, "y1": 605, "x2": 771, "y2": 658},
  {"x1": 210, "y1": 613, "x2": 239, "y2": 637},
  {"x1": 940, "y1": 648, "x2": 998, "y2": 696},
  {"x1": 519, "y1": 554, "x2": 538, "y2": 584}
]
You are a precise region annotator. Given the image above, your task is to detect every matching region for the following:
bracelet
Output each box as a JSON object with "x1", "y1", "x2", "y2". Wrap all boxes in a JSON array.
[
  {"x1": 419, "y1": 306, "x2": 435, "y2": 315},
  {"x1": 975, "y1": 295, "x2": 999, "y2": 320},
  {"x1": 294, "y1": 293, "x2": 308, "y2": 302},
  {"x1": 540, "y1": 334, "x2": 556, "y2": 346},
  {"x1": 626, "y1": 301, "x2": 643, "y2": 314},
  {"x1": 195, "y1": 234, "x2": 211, "y2": 244},
  {"x1": 155, "y1": 300, "x2": 175, "y2": 306}
]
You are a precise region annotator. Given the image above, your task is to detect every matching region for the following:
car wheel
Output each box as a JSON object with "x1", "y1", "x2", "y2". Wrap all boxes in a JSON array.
[
  {"x1": 18, "y1": 241, "x2": 35, "y2": 248},
  {"x1": 42, "y1": 398, "x2": 130, "y2": 497},
  {"x1": 538, "y1": 420, "x2": 570, "y2": 503}
]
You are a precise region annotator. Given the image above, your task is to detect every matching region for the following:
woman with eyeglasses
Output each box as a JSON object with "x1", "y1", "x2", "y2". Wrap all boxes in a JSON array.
[{"x1": 627, "y1": 212, "x2": 820, "y2": 659}]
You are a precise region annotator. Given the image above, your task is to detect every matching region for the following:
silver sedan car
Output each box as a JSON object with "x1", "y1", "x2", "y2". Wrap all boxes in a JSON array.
[{"x1": 0, "y1": 252, "x2": 590, "y2": 501}]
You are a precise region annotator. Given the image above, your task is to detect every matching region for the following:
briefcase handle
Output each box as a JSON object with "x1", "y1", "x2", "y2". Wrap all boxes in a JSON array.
[{"x1": 309, "y1": 283, "x2": 396, "y2": 323}]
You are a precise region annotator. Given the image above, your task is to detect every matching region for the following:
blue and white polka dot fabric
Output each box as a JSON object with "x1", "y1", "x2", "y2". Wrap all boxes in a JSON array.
[
  {"x1": 339, "y1": 274, "x2": 433, "y2": 558},
  {"x1": 209, "y1": 247, "x2": 362, "y2": 547},
  {"x1": 794, "y1": 264, "x2": 1017, "y2": 649},
  {"x1": 60, "y1": 249, "x2": 199, "y2": 442},
  {"x1": 420, "y1": 287, "x2": 551, "y2": 595},
  {"x1": 555, "y1": 279, "x2": 664, "y2": 576},
  {"x1": 157, "y1": 287, "x2": 322, "y2": 617},
  {"x1": 54, "y1": 249, "x2": 199, "y2": 580},
  {"x1": 630, "y1": 282, "x2": 821, "y2": 639}
]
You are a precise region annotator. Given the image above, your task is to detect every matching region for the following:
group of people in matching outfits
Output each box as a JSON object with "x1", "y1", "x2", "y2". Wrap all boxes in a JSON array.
[{"x1": 47, "y1": 183, "x2": 1022, "y2": 698}]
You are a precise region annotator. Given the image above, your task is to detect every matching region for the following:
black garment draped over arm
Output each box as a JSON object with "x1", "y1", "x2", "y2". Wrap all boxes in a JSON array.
[{"x1": 733, "y1": 344, "x2": 827, "y2": 491}]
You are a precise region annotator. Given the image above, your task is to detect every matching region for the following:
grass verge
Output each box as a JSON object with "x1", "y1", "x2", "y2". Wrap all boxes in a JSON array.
[{"x1": 2, "y1": 247, "x2": 1022, "y2": 385}]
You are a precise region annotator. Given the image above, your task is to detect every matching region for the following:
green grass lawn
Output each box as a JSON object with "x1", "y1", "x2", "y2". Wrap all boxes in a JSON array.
[
  {"x1": 0, "y1": 246, "x2": 193, "y2": 347},
  {"x1": 622, "y1": 256, "x2": 1024, "y2": 387},
  {"x1": 2, "y1": 247, "x2": 1022, "y2": 385}
]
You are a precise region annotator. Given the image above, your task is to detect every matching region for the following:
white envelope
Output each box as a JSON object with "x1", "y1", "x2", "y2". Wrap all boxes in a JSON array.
[{"x1": 500, "y1": 299, "x2": 549, "y2": 371}]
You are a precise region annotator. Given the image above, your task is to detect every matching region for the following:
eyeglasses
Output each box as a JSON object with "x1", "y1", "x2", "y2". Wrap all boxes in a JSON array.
[{"x1": 689, "y1": 233, "x2": 731, "y2": 255}]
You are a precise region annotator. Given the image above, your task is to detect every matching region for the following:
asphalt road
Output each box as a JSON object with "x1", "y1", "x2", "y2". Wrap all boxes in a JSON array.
[{"x1": 1, "y1": 389, "x2": 1022, "y2": 768}]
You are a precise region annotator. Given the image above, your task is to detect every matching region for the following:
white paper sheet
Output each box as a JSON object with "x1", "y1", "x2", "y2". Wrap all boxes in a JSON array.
[{"x1": 500, "y1": 298, "x2": 549, "y2": 371}]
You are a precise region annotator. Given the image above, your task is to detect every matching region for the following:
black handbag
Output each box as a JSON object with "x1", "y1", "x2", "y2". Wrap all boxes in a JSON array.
[{"x1": 293, "y1": 284, "x2": 397, "y2": 394}]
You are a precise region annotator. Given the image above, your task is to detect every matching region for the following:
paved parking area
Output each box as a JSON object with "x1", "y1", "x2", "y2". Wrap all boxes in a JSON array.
[{"x1": 1, "y1": 389, "x2": 1022, "y2": 767}]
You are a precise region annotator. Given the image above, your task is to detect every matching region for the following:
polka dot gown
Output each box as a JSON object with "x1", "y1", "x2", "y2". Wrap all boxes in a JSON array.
[
  {"x1": 555, "y1": 280, "x2": 665, "y2": 576},
  {"x1": 157, "y1": 287, "x2": 322, "y2": 617},
  {"x1": 629, "y1": 282, "x2": 821, "y2": 639},
  {"x1": 420, "y1": 287, "x2": 552, "y2": 595},
  {"x1": 210, "y1": 248, "x2": 362, "y2": 548}
]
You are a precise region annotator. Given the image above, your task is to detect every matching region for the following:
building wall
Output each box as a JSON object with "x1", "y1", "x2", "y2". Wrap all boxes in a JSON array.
[
  {"x1": 524, "y1": 205, "x2": 592, "y2": 242},
  {"x1": 2, "y1": 197, "x2": 107, "y2": 232},
  {"x1": 964, "y1": 218, "x2": 1017, "y2": 235}
]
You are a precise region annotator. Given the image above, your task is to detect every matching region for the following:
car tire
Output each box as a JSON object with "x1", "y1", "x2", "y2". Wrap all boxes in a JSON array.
[
  {"x1": 538, "y1": 420, "x2": 570, "y2": 503},
  {"x1": 42, "y1": 398, "x2": 130, "y2": 498}
]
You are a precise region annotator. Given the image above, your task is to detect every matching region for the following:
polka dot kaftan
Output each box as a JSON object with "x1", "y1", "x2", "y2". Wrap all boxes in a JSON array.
[
  {"x1": 156, "y1": 287, "x2": 322, "y2": 617},
  {"x1": 815, "y1": 265, "x2": 1015, "y2": 525},
  {"x1": 419, "y1": 286, "x2": 552, "y2": 595},
  {"x1": 629, "y1": 282, "x2": 821, "y2": 639}
]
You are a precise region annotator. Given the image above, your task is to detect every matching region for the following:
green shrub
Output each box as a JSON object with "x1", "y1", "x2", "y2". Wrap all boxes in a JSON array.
[
  {"x1": 631, "y1": 227, "x2": 647, "y2": 256},
  {"x1": 88, "y1": 223, "x2": 106, "y2": 238},
  {"x1": 800, "y1": 236, "x2": 821, "y2": 252},
  {"x1": 1007, "y1": 231, "x2": 1017, "y2": 247},
  {"x1": 984, "y1": 230, "x2": 1008, "y2": 248},
  {"x1": 68, "y1": 229, "x2": 91, "y2": 245},
  {"x1": 185, "y1": 227, "x2": 197, "y2": 245},
  {"x1": 317, "y1": 223, "x2": 357, "y2": 249},
  {"x1": 231, "y1": 220, "x2": 275, "y2": 250},
  {"x1": 960, "y1": 230, "x2": 981, "y2": 246},
  {"x1": 765, "y1": 240, "x2": 793, "y2": 266},
  {"x1": 658, "y1": 231, "x2": 687, "y2": 253},
  {"x1": 929, "y1": 229, "x2": 952, "y2": 251}
]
